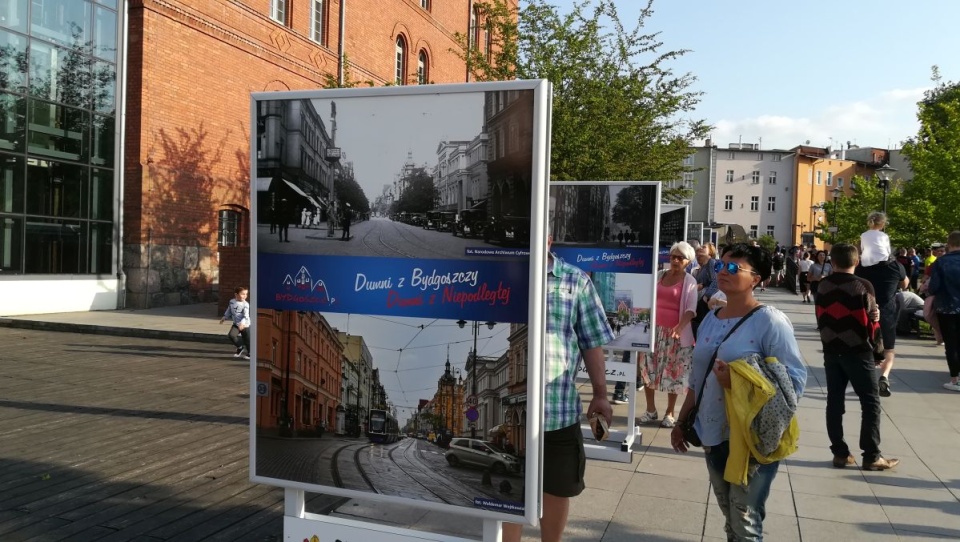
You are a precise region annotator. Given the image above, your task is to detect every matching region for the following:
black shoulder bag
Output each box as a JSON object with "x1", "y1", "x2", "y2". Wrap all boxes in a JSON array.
[{"x1": 680, "y1": 305, "x2": 765, "y2": 447}]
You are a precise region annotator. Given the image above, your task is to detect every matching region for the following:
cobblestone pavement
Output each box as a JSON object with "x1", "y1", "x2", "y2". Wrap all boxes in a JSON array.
[{"x1": 0, "y1": 329, "x2": 337, "y2": 541}]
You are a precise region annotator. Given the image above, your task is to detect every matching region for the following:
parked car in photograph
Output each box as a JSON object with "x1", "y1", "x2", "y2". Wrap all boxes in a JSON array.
[
  {"x1": 454, "y1": 209, "x2": 486, "y2": 238},
  {"x1": 445, "y1": 438, "x2": 521, "y2": 474},
  {"x1": 485, "y1": 215, "x2": 530, "y2": 247}
]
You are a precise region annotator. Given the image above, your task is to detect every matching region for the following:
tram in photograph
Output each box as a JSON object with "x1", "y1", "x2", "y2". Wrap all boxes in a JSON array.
[{"x1": 367, "y1": 409, "x2": 400, "y2": 443}]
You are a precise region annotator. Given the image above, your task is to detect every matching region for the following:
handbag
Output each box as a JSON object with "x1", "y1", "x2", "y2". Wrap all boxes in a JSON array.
[{"x1": 680, "y1": 305, "x2": 765, "y2": 447}]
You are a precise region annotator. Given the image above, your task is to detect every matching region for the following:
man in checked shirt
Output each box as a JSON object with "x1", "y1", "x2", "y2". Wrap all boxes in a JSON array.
[{"x1": 504, "y1": 237, "x2": 615, "y2": 542}]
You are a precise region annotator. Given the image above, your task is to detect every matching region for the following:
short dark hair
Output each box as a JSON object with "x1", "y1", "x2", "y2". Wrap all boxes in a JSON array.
[
  {"x1": 949, "y1": 231, "x2": 960, "y2": 249},
  {"x1": 721, "y1": 243, "x2": 772, "y2": 282},
  {"x1": 829, "y1": 243, "x2": 859, "y2": 268},
  {"x1": 234, "y1": 286, "x2": 248, "y2": 294}
]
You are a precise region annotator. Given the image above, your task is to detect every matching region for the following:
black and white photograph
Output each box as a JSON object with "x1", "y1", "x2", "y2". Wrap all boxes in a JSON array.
[
  {"x1": 550, "y1": 183, "x2": 657, "y2": 248},
  {"x1": 254, "y1": 90, "x2": 536, "y2": 259}
]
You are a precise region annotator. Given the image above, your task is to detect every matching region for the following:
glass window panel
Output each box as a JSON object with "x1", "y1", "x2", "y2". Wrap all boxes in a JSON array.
[
  {"x1": 90, "y1": 112, "x2": 112, "y2": 167},
  {"x1": 24, "y1": 217, "x2": 83, "y2": 273},
  {"x1": 96, "y1": 0, "x2": 117, "y2": 10},
  {"x1": 27, "y1": 98, "x2": 88, "y2": 161},
  {"x1": 0, "y1": 28, "x2": 27, "y2": 92},
  {"x1": 29, "y1": 38, "x2": 94, "y2": 108},
  {"x1": 0, "y1": 152, "x2": 23, "y2": 212},
  {"x1": 0, "y1": 91, "x2": 24, "y2": 151},
  {"x1": 0, "y1": 0, "x2": 29, "y2": 33},
  {"x1": 0, "y1": 214, "x2": 22, "y2": 271},
  {"x1": 88, "y1": 220, "x2": 109, "y2": 273},
  {"x1": 91, "y1": 60, "x2": 113, "y2": 112},
  {"x1": 93, "y1": 6, "x2": 115, "y2": 62},
  {"x1": 31, "y1": 0, "x2": 90, "y2": 47},
  {"x1": 89, "y1": 166, "x2": 110, "y2": 220},
  {"x1": 25, "y1": 156, "x2": 85, "y2": 217}
]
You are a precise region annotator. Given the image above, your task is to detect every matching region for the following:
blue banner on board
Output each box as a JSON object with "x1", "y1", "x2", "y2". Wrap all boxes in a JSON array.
[
  {"x1": 258, "y1": 253, "x2": 529, "y2": 322},
  {"x1": 550, "y1": 246, "x2": 654, "y2": 274}
]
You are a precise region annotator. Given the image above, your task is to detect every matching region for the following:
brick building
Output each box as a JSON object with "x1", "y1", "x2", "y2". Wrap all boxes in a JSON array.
[{"x1": 3, "y1": 0, "x2": 500, "y2": 315}]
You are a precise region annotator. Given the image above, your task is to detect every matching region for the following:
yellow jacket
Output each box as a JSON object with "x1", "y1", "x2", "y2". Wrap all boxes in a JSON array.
[{"x1": 723, "y1": 357, "x2": 800, "y2": 486}]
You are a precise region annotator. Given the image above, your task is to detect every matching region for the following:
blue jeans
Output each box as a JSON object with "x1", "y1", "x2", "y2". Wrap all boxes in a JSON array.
[{"x1": 704, "y1": 441, "x2": 780, "y2": 541}]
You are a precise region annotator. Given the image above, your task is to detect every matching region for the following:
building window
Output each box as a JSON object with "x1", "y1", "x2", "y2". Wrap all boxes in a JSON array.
[
  {"x1": 218, "y1": 209, "x2": 241, "y2": 246},
  {"x1": 725, "y1": 170, "x2": 734, "y2": 183},
  {"x1": 750, "y1": 196, "x2": 759, "y2": 211},
  {"x1": 772, "y1": 154, "x2": 782, "y2": 162},
  {"x1": 469, "y1": 8, "x2": 478, "y2": 49},
  {"x1": 767, "y1": 196, "x2": 776, "y2": 212},
  {"x1": 816, "y1": 171, "x2": 822, "y2": 185},
  {"x1": 768, "y1": 171, "x2": 777, "y2": 184},
  {"x1": 395, "y1": 36, "x2": 407, "y2": 85},
  {"x1": 837, "y1": 177, "x2": 844, "y2": 187},
  {"x1": 682, "y1": 154, "x2": 695, "y2": 166},
  {"x1": 421, "y1": 0, "x2": 430, "y2": 9},
  {"x1": 682, "y1": 172, "x2": 694, "y2": 189},
  {"x1": 751, "y1": 170, "x2": 760, "y2": 184},
  {"x1": 417, "y1": 50, "x2": 428, "y2": 84},
  {"x1": 757, "y1": 153, "x2": 763, "y2": 161},
  {"x1": 310, "y1": 0, "x2": 324, "y2": 44},
  {"x1": 728, "y1": 152, "x2": 736, "y2": 159},
  {"x1": 767, "y1": 225, "x2": 775, "y2": 237},
  {"x1": 826, "y1": 171, "x2": 833, "y2": 186},
  {"x1": 750, "y1": 225, "x2": 758, "y2": 238},
  {"x1": 724, "y1": 195, "x2": 733, "y2": 211},
  {"x1": 270, "y1": 0, "x2": 287, "y2": 24}
]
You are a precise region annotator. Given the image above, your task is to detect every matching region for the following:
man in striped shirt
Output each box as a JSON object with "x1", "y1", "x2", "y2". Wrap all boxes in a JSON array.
[
  {"x1": 815, "y1": 243, "x2": 899, "y2": 471},
  {"x1": 504, "y1": 239, "x2": 614, "y2": 542}
]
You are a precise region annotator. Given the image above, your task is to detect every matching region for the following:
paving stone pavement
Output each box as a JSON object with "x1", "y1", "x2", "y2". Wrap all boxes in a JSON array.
[{"x1": 0, "y1": 286, "x2": 958, "y2": 541}]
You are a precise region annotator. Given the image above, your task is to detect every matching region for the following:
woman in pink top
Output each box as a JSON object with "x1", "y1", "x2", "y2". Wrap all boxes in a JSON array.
[{"x1": 637, "y1": 242, "x2": 699, "y2": 428}]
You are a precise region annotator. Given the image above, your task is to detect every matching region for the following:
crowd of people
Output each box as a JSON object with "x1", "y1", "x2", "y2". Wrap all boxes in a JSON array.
[{"x1": 515, "y1": 209, "x2": 960, "y2": 542}]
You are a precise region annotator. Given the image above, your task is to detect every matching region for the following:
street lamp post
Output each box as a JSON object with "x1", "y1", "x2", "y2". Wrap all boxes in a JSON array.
[
  {"x1": 875, "y1": 163, "x2": 897, "y2": 219},
  {"x1": 458, "y1": 319, "x2": 495, "y2": 439},
  {"x1": 832, "y1": 187, "x2": 843, "y2": 242}
]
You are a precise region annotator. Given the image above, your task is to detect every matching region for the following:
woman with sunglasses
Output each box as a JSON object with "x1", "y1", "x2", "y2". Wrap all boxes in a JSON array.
[
  {"x1": 636, "y1": 242, "x2": 699, "y2": 428},
  {"x1": 671, "y1": 244, "x2": 807, "y2": 541}
]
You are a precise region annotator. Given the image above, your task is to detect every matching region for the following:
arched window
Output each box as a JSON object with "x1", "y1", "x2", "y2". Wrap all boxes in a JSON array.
[
  {"x1": 395, "y1": 37, "x2": 407, "y2": 85},
  {"x1": 417, "y1": 51, "x2": 428, "y2": 84}
]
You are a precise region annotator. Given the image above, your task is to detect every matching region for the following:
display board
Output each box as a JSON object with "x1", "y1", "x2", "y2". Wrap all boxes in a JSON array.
[
  {"x1": 548, "y1": 182, "x2": 661, "y2": 352},
  {"x1": 657, "y1": 204, "x2": 689, "y2": 267},
  {"x1": 687, "y1": 221, "x2": 704, "y2": 245},
  {"x1": 249, "y1": 81, "x2": 550, "y2": 528}
]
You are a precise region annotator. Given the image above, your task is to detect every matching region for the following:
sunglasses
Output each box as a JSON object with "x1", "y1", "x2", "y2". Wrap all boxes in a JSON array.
[
  {"x1": 669, "y1": 254, "x2": 687, "y2": 261},
  {"x1": 714, "y1": 260, "x2": 759, "y2": 276}
]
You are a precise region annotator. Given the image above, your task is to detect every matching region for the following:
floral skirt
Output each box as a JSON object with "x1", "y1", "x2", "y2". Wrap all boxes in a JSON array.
[{"x1": 638, "y1": 325, "x2": 693, "y2": 394}]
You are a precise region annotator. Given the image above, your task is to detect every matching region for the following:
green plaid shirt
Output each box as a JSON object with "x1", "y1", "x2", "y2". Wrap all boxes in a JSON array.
[{"x1": 544, "y1": 255, "x2": 615, "y2": 431}]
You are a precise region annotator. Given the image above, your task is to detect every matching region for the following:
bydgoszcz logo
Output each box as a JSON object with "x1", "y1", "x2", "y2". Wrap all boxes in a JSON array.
[{"x1": 279, "y1": 265, "x2": 334, "y2": 305}]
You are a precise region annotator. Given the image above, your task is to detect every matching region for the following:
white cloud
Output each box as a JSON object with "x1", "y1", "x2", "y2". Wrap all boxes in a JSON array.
[{"x1": 704, "y1": 88, "x2": 929, "y2": 150}]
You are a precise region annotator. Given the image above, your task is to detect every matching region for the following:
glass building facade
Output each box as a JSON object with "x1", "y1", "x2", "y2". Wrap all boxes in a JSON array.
[{"x1": 0, "y1": 0, "x2": 119, "y2": 275}]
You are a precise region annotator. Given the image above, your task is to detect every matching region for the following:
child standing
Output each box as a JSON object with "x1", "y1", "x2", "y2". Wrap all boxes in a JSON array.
[{"x1": 220, "y1": 286, "x2": 251, "y2": 359}]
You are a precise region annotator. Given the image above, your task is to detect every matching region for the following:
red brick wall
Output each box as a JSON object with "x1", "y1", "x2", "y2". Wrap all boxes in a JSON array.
[
  {"x1": 217, "y1": 246, "x2": 251, "y2": 315},
  {"x1": 124, "y1": 0, "x2": 477, "y2": 307}
]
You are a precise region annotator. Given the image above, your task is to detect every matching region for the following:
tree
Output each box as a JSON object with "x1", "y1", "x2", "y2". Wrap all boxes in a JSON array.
[
  {"x1": 756, "y1": 234, "x2": 777, "y2": 253},
  {"x1": 396, "y1": 168, "x2": 438, "y2": 214},
  {"x1": 334, "y1": 170, "x2": 370, "y2": 215},
  {"x1": 454, "y1": 0, "x2": 708, "y2": 194},
  {"x1": 900, "y1": 66, "x2": 960, "y2": 244}
]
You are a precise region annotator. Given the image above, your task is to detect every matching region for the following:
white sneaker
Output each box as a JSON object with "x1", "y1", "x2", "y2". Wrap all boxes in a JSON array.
[
  {"x1": 943, "y1": 381, "x2": 960, "y2": 392},
  {"x1": 660, "y1": 414, "x2": 676, "y2": 428},
  {"x1": 637, "y1": 410, "x2": 659, "y2": 425},
  {"x1": 242, "y1": 354, "x2": 251, "y2": 360}
]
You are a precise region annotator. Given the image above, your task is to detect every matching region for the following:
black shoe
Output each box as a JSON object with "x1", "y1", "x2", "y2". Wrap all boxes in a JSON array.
[{"x1": 879, "y1": 376, "x2": 891, "y2": 397}]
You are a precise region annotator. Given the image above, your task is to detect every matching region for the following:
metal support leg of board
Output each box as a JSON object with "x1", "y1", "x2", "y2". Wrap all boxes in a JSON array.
[{"x1": 482, "y1": 519, "x2": 503, "y2": 542}]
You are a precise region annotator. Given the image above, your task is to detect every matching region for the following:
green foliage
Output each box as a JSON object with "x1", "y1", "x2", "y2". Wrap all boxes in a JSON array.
[
  {"x1": 322, "y1": 54, "x2": 376, "y2": 88},
  {"x1": 454, "y1": 0, "x2": 709, "y2": 191},
  {"x1": 900, "y1": 66, "x2": 960, "y2": 243},
  {"x1": 396, "y1": 168, "x2": 438, "y2": 214},
  {"x1": 756, "y1": 234, "x2": 777, "y2": 253}
]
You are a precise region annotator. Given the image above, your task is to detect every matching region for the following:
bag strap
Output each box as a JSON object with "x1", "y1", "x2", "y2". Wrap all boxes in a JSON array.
[{"x1": 692, "y1": 304, "x2": 765, "y2": 411}]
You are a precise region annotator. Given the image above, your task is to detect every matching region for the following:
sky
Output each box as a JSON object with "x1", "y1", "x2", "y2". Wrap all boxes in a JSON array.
[
  {"x1": 312, "y1": 93, "x2": 484, "y2": 202},
  {"x1": 551, "y1": 0, "x2": 960, "y2": 151}
]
